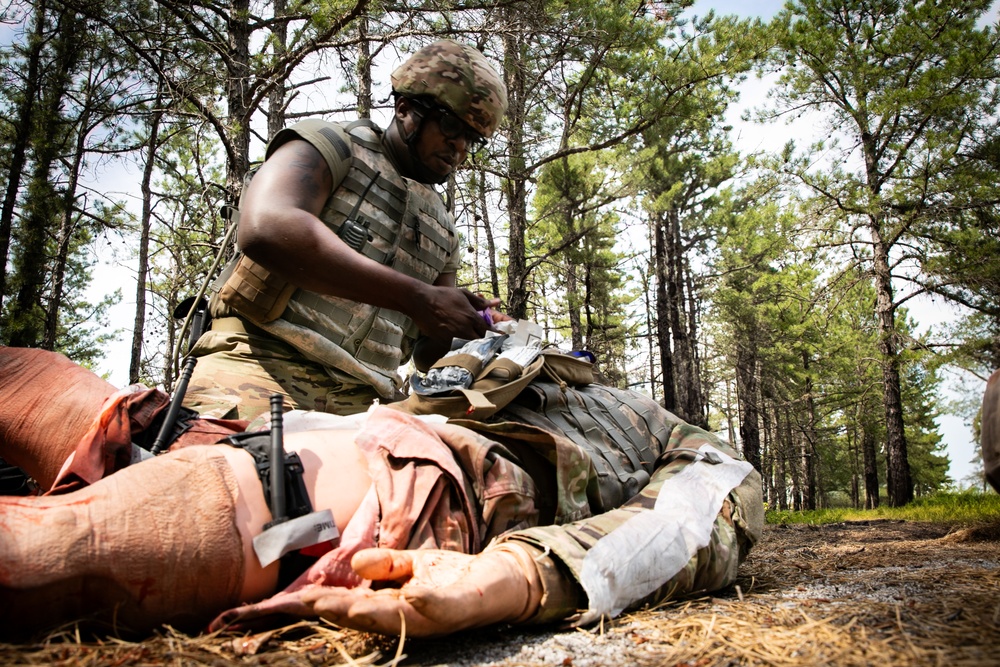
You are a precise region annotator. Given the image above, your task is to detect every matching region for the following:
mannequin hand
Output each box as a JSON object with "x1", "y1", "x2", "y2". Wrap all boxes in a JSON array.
[{"x1": 298, "y1": 545, "x2": 541, "y2": 637}]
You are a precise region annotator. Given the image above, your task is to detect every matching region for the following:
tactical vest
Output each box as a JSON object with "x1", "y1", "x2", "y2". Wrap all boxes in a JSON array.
[
  {"x1": 211, "y1": 119, "x2": 458, "y2": 398},
  {"x1": 498, "y1": 383, "x2": 670, "y2": 511},
  {"x1": 494, "y1": 380, "x2": 760, "y2": 537}
]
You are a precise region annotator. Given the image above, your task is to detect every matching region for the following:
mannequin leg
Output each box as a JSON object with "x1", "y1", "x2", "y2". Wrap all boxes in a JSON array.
[
  {"x1": 0, "y1": 445, "x2": 271, "y2": 638},
  {"x1": 0, "y1": 347, "x2": 116, "y2": 489}
]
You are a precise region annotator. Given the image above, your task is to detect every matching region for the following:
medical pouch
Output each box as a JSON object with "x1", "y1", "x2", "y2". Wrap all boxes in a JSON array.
[{"x1": 391, "y1": 345, "x2": 596, "y2": 421}]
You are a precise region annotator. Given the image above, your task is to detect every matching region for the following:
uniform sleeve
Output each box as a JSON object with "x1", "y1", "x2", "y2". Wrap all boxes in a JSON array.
[{"x1": 499, "y1": 423, "x2": 764, "y2": 627}]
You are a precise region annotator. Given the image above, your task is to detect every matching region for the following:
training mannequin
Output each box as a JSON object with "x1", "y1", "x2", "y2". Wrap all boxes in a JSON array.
[{"x1": 0, "y1": 346, "x2": 763, "y2": 639}]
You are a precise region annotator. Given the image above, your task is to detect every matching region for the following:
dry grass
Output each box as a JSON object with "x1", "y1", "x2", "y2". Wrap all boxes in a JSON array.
[
  {"x1": 612, "y1": 519, "x2": 1000, "y2": 667},
  {"x1": 2, "y1": 519, "x2": 998, "y2": 666}
]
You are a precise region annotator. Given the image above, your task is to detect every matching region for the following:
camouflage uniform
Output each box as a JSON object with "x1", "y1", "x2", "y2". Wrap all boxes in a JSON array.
[
  {"x1": 183, "y1": 41, "x2": 508, "y2": 421},
  {"x1": 181, "y1": 321, "x2": 385, "y2": 419},
  {"x1": 469, "y1": 384, "x2": 764, "y2": 625}
]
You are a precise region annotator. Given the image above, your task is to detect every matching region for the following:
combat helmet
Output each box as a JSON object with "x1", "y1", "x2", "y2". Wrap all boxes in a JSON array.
[{"x1": 391, "y1": 40, "x2": 508, "y2": 138}]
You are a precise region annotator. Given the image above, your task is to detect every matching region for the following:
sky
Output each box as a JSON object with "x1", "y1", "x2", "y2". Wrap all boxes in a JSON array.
[{"x1": 87, "y1": 0, "x2": 992, "y2": 487}]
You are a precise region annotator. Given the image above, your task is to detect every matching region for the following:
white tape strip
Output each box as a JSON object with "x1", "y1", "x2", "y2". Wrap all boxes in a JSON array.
[
  {"x1": 252, "y1": 509, "x2": 339, "y2": 568},
  {"x1": 130, "y1": 443, "x2": 154, "y2": 464}
]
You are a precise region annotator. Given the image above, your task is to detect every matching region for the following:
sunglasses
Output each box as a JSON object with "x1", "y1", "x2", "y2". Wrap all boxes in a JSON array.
[{"x1": 410, "y1": 99, "x2": 487, "y2": 152}]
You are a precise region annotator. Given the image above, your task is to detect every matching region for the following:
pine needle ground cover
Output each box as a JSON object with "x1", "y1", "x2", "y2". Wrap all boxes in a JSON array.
[{"x1": 2, "y1": 498, "x2": 998, "y2": 666}]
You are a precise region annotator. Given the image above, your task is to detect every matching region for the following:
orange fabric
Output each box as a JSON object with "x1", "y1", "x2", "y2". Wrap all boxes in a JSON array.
[{"x1": 47, "y1": 385, "x2": 246, "y2": 495}]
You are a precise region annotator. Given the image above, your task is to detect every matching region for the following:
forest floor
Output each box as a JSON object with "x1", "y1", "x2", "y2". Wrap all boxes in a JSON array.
[{"x1": 3, "y1": 519, "x2": 999, "y2": 666}]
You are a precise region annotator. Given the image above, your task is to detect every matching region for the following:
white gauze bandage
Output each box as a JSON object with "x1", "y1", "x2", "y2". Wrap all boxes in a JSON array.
[{"x1": 578, "y1": 444, "x2": 753, "y2": 622}]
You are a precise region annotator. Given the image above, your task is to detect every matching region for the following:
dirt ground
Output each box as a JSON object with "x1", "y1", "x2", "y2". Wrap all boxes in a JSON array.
[{"x1": 3, "y1": 519, "x2": 998, "y2": 666}]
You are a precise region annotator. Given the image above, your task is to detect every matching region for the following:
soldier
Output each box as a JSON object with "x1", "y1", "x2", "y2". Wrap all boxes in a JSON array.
[
  {"x1": 982, "y1": 369, "x2": 1000, "y2": 492},
  {"x1": 0, "y1": 347, "x2": 763, "y2": 639},
  {"x1": 182, "y1": 40, "x2": 510, "y2": 420}
]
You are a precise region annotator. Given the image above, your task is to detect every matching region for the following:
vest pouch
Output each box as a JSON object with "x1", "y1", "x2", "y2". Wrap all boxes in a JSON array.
[
  {"x1": 217, "y1": 254, "x2": 297, "y2": 324},
  {"x1": 539, "y1": 349, "x2": 595, "y2": 387},
  {"x1": 391, "y1": 354, "x2": 546, "y2": 420}
]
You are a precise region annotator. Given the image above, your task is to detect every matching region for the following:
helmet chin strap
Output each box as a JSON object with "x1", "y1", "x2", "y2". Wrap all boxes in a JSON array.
[{"x1": 394, "y1": 113, "x2": 448, "y2": 185}]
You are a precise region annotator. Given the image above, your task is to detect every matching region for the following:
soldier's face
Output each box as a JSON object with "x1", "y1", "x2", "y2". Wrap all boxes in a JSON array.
[
  {"x1": 415, "y1": 109, "x2": 469, "y2": 181},
  {"x1": 397, "y1": 98, "x2": 478, "y2": 183}
]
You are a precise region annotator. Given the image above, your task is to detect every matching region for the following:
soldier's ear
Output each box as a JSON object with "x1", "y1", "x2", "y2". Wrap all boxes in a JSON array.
[
  {"x1": 394, "y1": 96, "x2": 424, "y2": 142},
  {"x1": 394, "y1": 95, "x2": 413, "y2": 121}
]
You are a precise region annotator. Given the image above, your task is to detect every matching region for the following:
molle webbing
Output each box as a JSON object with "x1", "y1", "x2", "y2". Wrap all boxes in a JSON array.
[
  {"x1": 212, "y1": 117, "x2": 457, "y2": 395},
  {"x1": 269, "y1": 118, "x2": 353, "y2": 187},
  {"x1": 313, "y1": 123, "x2": 454, "y2": 285},
  {"x1": 501, "y1": 384, "x2": 668, "y2": 510},
  {"x1": 274, "y1": 121, "x2": 454, "y2": 376},
  {"x1": 344, "y1": 118, "x2": 383, "y2": 151}
]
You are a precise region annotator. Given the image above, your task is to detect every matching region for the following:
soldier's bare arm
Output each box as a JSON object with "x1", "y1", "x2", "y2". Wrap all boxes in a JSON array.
[{"x1": 238, "y1": 140, "x2": 490, "y2": 342}]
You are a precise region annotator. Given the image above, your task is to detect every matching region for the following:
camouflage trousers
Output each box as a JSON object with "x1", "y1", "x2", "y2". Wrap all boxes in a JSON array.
[
  {"x1": 400, "y1": 383, "x2": 762, "y2": 627},
  {"x1": 182, "y1": 320, "x2": 383, "y2": 421},
  {"x1": 504, "y1": 437, "x2": 762, "y2": 625},
  {"x1": 482, "y1": 411, "x2": 764, "y2": 625}
]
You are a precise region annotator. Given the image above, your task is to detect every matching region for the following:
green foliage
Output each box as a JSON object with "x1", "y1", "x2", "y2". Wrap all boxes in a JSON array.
[
  {"x1": 0, "y1": 0, "x2": 993, "y2": 509},
  {"x1": 141, "y1": 122, "x2": 227, "y2": 385},
  {"x1": 528, "y1": 152, "x2": 632, "y2": 380},
  {"x1": 900, "y1": 348, "x2": 951, "y2": 494},
  {"x1": 767, "y1": 490, "x2": 1000, "y2": 525},
  {"x1": 760, "y1": 0, "x2": 1000, "y2": 506}
]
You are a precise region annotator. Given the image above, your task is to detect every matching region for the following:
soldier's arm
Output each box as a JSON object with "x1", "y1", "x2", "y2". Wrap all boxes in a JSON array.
[{"x1": 238, "y1": 140, "x2": 492, "y2": 342}]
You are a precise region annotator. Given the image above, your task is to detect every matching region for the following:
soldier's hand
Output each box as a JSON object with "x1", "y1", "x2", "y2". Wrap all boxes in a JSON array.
[
  {"x1": 297, "y1": 544, "x2": 542, "y2": 637},
  {"x1": 412, "y1": 286, "x2": 495, "y2": 341}
]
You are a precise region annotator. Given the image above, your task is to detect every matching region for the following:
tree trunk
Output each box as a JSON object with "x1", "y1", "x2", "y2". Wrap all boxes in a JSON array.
[
  {"x1": 761, "y1": 398, "x2": 773, "y2": 507},
  {"x1": 0, "y1": 0, "x2": 46, "y2": 306},
  {"x1": 9, "y1": 166, "x2": 57, "y2": 348},
  {"x1": 667, "y1": 208, "x2": 694, "y2": 422},
  {"x1": 773, "y1": 403, "x2": 787, "y2": 510},
  {"x1": 871, "y1": 224, "x2": 913, "y2": 506},
  {"x1": 7, "y1": 9, "x2": 80, "y2": 348},
  {"x1": 131, "y1": 95, "x2": 164, "y2": 384},
  {"x1": 355, "y1": 15, "x2": 373, "y2": 119},
  {"x1": 225, "y1": 0, "x2": 252, "y2": 202},
  {"x1": 476, "y1": 171, "x2": 501, "y2": 299},
  {"x1": 862, "y1": 418, "x2": 880, "y2": 510},
  {"x1": 654, "y1": 213, "x2": 675, "y2": 410},
  {"x1": 643, "y1": 263, "x2": 657, "y2": 402},
  {"x1": 44, "y1": 101, "x2": 90, "y2": 349},
  {"x1": 267, "y1": 0, "x2": 289, "y2": 140},
  {"x1": 783, "y1": 405, "x2": 803, "y2": 511},
  {"x1": 800, "y1": 429, "x2": 815, "y2": 510},
  {"x1": 501, "y1": 19, "x2": 529, "y2": 320},
  {"x1": 801, "y1": 351, "x2": 818, "y2": 510},
  {"x1": 684, "y1": 260, "x2": 707, "y2": 428},
  {"x1": 566, "y1": 213, "x2": 583, "y2": 350},
  {"x1": 725, "y1": 378, "x2": 736, "y2": 446},
  {"x1": 735, "y1": 341, "x2": 761, "y2": 472},
  {"x1": 848, "y1": 424, "x2": 860, "y2": 509}
]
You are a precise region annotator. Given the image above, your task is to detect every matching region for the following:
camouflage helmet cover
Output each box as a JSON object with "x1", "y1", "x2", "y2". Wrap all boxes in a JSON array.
[{"x1": 391, "y1": 40, "x2": 508, "y2": 138}]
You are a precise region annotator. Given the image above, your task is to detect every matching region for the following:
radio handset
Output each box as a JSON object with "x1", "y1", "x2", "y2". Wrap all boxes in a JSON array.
[{"x1": 337, "y1": 171, "x2": 380, "y2": 252}]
